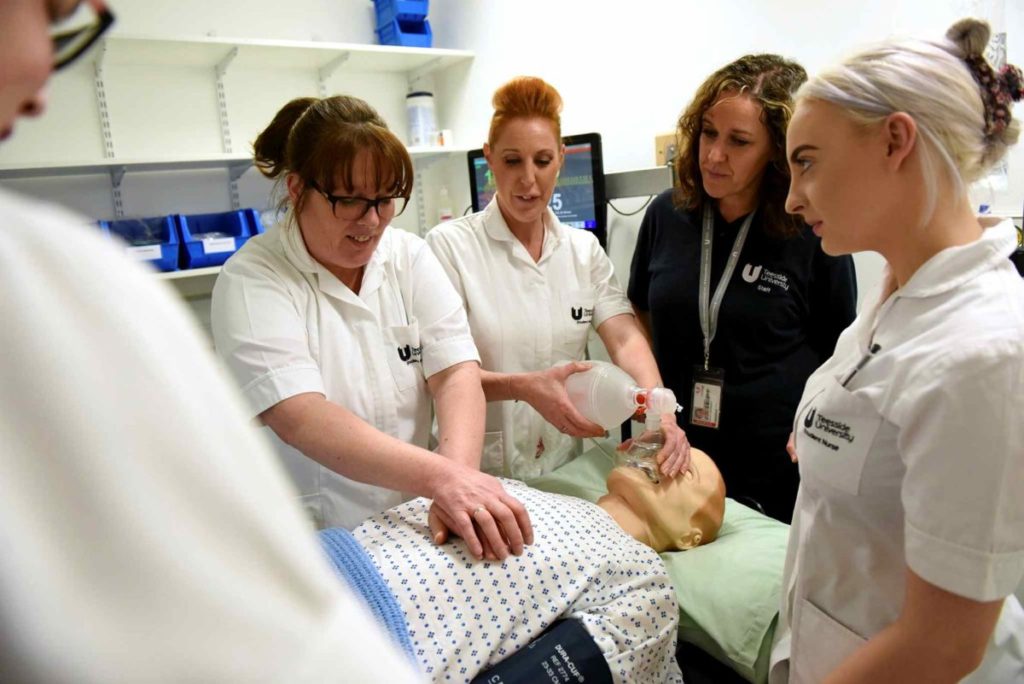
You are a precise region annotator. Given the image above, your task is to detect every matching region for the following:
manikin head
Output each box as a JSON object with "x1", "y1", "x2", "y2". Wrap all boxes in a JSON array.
[{"x1": 598, "y1": 448, "x2": 726, "y2": 553}]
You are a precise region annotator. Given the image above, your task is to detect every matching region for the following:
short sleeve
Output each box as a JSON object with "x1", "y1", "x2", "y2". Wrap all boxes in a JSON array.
[
  {"x1": 211, "y1": 256, "x2": 325, "y2": 417},
  {"x1": 628, "y1": 199, "x2": 658, "y2": 311},
  {"x1": 586, "y1": 235, "x2": 634, "y2": 328},
  {"x1": 897, "y1": 341, "x2": 1024, "y2": 601},
  {"x1": 807, "y1": 248, "x2": 857, "y2": 363},
  {"x1": 408, "y1": 241, "x2": 480, "y2": 378},
  {"x1": 0, "y1": 194, "x2": 420, "y2": 683},
  {"x1": 424, "y1": 227, "x2": 467, "y2": 302}
]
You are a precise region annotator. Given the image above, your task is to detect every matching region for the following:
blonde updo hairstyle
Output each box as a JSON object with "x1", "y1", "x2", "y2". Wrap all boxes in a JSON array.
[
  {"x1": 253, "y1": 95, "x2": 413, "y2": 217},
  {"x1": 487, "y1": 76, "x2": 563, "y2": 148},
  {"x1": 797, "y1": 18, "x2": 1020, "y2": 219}
]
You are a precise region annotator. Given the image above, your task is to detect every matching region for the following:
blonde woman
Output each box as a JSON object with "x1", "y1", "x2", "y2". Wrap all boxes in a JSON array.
[{"x1": 773, "y1": 19, "x2": 1024, "y2": 683}]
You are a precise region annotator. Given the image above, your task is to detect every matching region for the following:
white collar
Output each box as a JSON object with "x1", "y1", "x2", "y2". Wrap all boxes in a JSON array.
[
  {"x1": 278, "y1": 207, "x2": 392, "y2": 301},
  {"x1": 897, "y1": 218, "x2": 1017, "y2": 299},
  {"x1": 481, "y1": 197, "x2": 564, "y2": 263}
]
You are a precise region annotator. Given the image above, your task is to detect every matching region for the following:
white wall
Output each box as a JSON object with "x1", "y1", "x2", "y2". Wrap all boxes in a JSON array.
[
  {"x1": 1, "y1": 0, "x2": 1021, "y2": 319},
  {"x1": 427, "y1": 0, "x2": 1022, "y2": 307}
]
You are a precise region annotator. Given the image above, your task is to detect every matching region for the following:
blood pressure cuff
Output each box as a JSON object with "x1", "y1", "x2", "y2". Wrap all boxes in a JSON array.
[{"x1": 470, "y1": 618, "x2": 613, "y2": 684}]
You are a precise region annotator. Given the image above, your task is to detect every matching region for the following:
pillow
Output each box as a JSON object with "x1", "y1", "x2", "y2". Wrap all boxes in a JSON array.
[{"x1": 527, "y1": 442, "x2": 789, "y2": 683}]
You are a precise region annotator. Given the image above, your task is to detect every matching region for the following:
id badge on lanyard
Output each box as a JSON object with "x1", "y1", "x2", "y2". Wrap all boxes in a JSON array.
[
  {"x1": 691, "y1": 365, "x2": 725, "y2": 428},
  {"x1": 692, "y1": 204, "x2": 755, "y2": 430}
]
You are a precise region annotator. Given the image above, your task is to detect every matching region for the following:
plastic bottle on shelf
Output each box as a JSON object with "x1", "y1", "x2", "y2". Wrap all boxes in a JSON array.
[
  {"x1": 406, "y1": 91, "x2": 436, "y2": 148},
  {"x1": 437, "y1": 185, "x2": 454, "y2": 224}
]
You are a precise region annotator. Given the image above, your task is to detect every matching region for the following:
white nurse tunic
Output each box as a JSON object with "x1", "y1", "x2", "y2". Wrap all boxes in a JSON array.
[
  {"x1": 769, "y1": 219, "x2": 1024, "y2": 683},
  {"x1": 0, "y1": 189, "x2": 420, "y2": 682},
  {"x1": 426, "y1": 199, "x2": 633, "y2": 480},
  {"x1": 212, "y1": 212, "x2": 479, "y2": 529}
]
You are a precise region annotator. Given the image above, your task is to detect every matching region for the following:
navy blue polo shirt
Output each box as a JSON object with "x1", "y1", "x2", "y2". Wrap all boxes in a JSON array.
[{"x1": 628, "y1": 190, "x2": 857, "y2": 521}]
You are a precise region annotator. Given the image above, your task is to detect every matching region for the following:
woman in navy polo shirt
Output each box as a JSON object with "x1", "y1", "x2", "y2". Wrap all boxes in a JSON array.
[{"x1": 629, "y1": 54, "x2": 857, "y2": 522}]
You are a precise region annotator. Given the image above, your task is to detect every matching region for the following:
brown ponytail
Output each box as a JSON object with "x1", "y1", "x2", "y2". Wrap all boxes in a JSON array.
[
  {"x1": 251, "y1": 95, "x2": 414, "y2": 215},
  {"x1": 253, "y1": 96, "x2": 317, "y2": 180}
]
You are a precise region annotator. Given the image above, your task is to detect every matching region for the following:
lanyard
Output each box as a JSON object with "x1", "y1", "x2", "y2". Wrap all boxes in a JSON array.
[{"x1": 698, "y1": 203, "x2": 756, "y2": 370}]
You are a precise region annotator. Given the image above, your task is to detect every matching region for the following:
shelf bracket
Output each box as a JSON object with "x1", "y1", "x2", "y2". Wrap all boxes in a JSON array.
[
  {"x1": 317, "y1": 52, "x2": 351, "y2": 98},
  {"x1": 93, "y1": 41, "x2": 116, "y2": 160},
  {"x1": 228, "y1": 161, "x2": 251, "y2": 182},
  {"x1": 214, "y1": 47, "x2": 238, "y2": 154},
  {"x1": 227, "y1": 161, "x2": 251, "y2": 211},
  {"x1": 109, "y1": 165, "x2": 126, "y2": 218},
  {"x1": 408, "y1": 57, "x2": 444, "y2": 86}
]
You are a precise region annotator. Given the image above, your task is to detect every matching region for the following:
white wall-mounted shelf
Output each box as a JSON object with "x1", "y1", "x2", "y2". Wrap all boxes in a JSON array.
[
  {"x1": 0, "y1": 147, "x2": 469, "y2": 181},
  {"x1": 102, "y1": 34, "x2": 474, "y2": 75},
  {"x1": 0, "y1": 31, "x2": 476, "y2": 299},
  {"x1": 0, "y1": 154, "x2": 250, "y2": 180},
  {"x1": 156, "y1": 266, "x2": 222, "y2": 299}
]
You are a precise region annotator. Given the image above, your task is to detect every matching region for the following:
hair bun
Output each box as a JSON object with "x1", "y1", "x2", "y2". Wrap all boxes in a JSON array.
[
  {"x1": 947, "y1": 18, "x2": 991, "y2": 57},
  {"x1": 1002, "y1": 64, "x2": 1024, "y2": 102}
]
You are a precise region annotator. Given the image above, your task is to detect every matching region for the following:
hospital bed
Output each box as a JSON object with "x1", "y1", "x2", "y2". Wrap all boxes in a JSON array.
[{"x1": 527, "y1": 444, "x2": 789, "y2": 684}]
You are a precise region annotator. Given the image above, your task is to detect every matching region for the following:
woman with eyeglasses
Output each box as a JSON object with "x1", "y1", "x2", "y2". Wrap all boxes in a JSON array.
[
  {"x1": 212, "y1": 95, "x2": 533, "y2": 561},
  {"x1": 2, "y1": 2, "x2": 419, "y2": 681}
]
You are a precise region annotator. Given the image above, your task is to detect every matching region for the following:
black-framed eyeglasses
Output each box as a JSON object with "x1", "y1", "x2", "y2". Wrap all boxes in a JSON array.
[
  {"x1": 309, "y1": 181, "x2": 408, "y2": 221},
  {"x1": 52, "y1": 1, "x2": 116, "y2": 72}
]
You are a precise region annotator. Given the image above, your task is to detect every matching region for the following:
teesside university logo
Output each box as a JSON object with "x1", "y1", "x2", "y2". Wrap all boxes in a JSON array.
[
  {"x1": 396, "y1": 344, "x2": 422, "y2": 364},
  {"x1": 570, "y1": 305, "x2": 594, "y2": 324},
  {"x1": 804, "y1": 408, "x2": 816, "y2": 429},
  {"x1": 802, "y1": 407, "x2": 855, "y2": 452},
  {"x1": 742, "y1": 263, "x2": 791, "y2": 293}
]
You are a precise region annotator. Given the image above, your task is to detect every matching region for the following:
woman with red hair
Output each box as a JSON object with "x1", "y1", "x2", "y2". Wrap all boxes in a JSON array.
[{"x1": 427, "y1": 76, "x2": 688, "y2": 482}]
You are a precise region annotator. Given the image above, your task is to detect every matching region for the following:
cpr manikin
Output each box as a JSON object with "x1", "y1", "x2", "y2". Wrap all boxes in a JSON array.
[
  {"x1": 598, "y1": 448, "x2": 726, "y2": 553},
  {"x1": 350, "y1": 477, "x2": 687, "y2": 683},
  {"x1": 338, "y1": 449, "x2": 726, "y2": 682}
]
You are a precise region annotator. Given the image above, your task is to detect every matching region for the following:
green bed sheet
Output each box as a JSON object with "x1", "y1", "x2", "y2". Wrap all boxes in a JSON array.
[{"x1": 526, "y1": 443, "x2": 789, "y2": 684}]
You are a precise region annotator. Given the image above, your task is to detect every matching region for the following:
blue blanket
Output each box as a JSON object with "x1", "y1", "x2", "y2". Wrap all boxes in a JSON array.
[{"x1": 318, "y1": 527, "x2": 415, "y2": 660}]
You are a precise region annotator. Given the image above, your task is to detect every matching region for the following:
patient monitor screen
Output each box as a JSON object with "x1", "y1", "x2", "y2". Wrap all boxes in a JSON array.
[{"x1": 467, "y1": 132, "x2": 607, "y2": 248}]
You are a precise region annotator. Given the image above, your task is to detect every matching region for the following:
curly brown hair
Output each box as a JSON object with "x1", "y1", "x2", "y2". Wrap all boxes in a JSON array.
[{"x1": 674, "y1": 54, "x2": 807, "y2": 238}]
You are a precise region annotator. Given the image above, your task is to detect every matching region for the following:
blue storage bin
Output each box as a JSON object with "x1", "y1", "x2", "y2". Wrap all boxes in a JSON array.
[
  {"x1": 376, "y1": 17, "x2": 432, "y2": 48},
  {"x1": 98, "y1": 215, "x2": 180, "y2": 272},
  {"x1": 242, "y1": 207, "x2": 267, "y2": 235},
  {"x1": 373, "y1": 0, "x2": 428, "y2": 28},
  {"x1": 176, "y1": 209, "x2": 252, "y2": 269}
]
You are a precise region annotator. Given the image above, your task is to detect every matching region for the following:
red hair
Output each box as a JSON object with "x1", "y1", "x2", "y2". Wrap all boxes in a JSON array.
[{"x1": 488, "y1": 76, "x2": 563, "y2": 146}]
